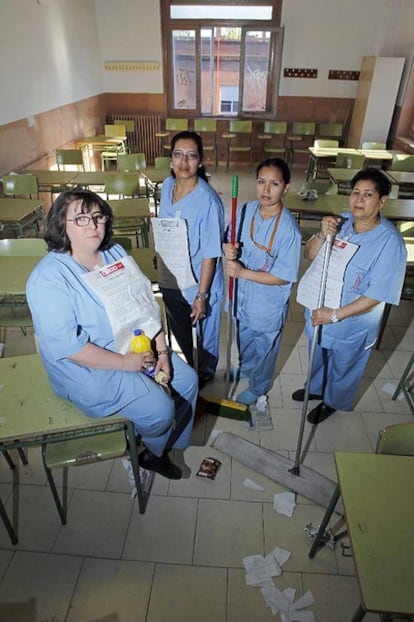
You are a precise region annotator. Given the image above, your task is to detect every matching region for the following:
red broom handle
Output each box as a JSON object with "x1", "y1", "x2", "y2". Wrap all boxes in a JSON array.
[{"x1": 229, "y1": 175, "x2": 238, "y2": 301}]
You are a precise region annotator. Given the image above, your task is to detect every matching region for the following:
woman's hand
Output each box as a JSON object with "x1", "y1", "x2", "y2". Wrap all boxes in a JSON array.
[
  {"x1": 122, "y1": 351, "x2": 153, "y2": 372},
  {"x1": 190, "y1": 297, "x2": 207, "y2": 325},
  {"x1": 154, "y1": 352, "x2": 171, "y2": 385},
  {"x1": 311, "y1": 307, "x2": 334, "y2": 326},
  {"x1": 320, "y1": 215, "x2": 343, "y2": 240},
  {"x1": 225, "y1": 259, "x2": 244, "y2": 279},
  {"x1": 223, "y1": 242, "x2": 240, "y2": 260}
]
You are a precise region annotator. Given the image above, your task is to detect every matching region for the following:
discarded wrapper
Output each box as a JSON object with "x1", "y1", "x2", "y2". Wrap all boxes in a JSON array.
[{"x1": 196, "y1": 457, "x2": 221, "y2": 479}]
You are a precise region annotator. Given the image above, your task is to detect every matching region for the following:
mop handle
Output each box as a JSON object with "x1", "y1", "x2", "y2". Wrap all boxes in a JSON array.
[{"x1": 229, "y1": 175, "x2": 238, "y2": 301}]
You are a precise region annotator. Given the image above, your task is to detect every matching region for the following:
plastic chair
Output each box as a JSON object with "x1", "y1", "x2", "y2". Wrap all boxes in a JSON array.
[
  {"x1": 155, "y1": 119, "x2": 189, "y2": 154},
  {"x1": 1, "y1": 174, "x2": 38, "y2": 198},
  {"x1": 257, "y1": 121, "x2": 288, "y2": 160},
  {"x1": 335, "y1": 153, "x2": 365, "y2": 169},
  {"x1": 194, "y1": 119, "x2": 217, "y2": 168},
  {"x1": 117, "y1": 153, "x2": 147, "y2": 196},
  {"x1": 390, "y1": 154, "x2": 414, "y2": 172},
  {"x1": 117, "y1": 153, "x2": 146, "y2": 172},
  {"x1": 155, "y1": 157, "x2": 171, "y2": 169},
  {"x1": 222, "y1": 120, "x2": 253, "y2": 171},
  {"x1": 113, "y1": 119, "x2": 136, "y2": 152},
  {"x1": 42, "y1": 427, "x2": 150, "y2": 524},
  {"x1": 317, "y1": 123, "x2": 344, "y2": 144},
  {"x1": 55, "y1": 149, "x2": 84, "y2": 171},
  {"x1": 104, "y1": 173, "x2": 141, "y2": 198},
  {"x1": 286, "y1": 122, "x2": 316, "y2": 165},
  {"x1": 102, "y1": 125, "x2": 127, "y2": 170},
  {"x1": 110, "y1": 197, "x2": 151, "y2": 247},
  {"x1": 308, "y1": 140, "x2": 340, "y2": 180},
  {"x1": 105, "y1": 124, "x2": 126, "y2": 139}
]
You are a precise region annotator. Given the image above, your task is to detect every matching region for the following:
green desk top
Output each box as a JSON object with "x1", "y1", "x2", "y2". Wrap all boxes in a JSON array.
[
  {"x1": 21, "y1": 170, "x2": 79, "y2": 187},
  {"x1": 0, "y1": 354, "x2": 126, "y2": 444},
  {"x1": 327, "y1": 168, "x2": 359, "y2": 183},
  {"x1": 0, "y1": 199, "x2": 44, "y2": 222},
  {"x1": 71, "y1": 171, "x2": 138, "y2": 187},
  {"x1": 140, "y1": 168, "x2": 170, "y2": 184},
  {"x1": 0, "y1": 256, "x2": 41, "y2": 294},
  {"x1": 0, "y1": 239, "x2": 47, "y2": 257},
  {"x1": 335, "y1": 452, "x2": 414, "y2": 616},
  {"x1": 386, "y1": 171, "x2": 414, "y2": 186},
  {"x1": 285, "y1": 193, "x2": 414, "y2": 222}
]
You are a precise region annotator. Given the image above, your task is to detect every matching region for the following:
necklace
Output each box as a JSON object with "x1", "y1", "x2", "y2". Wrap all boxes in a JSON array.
[{"x1": 250, "y1": 203, "x2": 282, "y2": 254}]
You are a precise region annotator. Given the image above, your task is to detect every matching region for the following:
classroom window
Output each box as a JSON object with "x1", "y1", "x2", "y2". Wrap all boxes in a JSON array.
[{"x1": 161, "y1": 0, "x2": 283, "y2": 118}]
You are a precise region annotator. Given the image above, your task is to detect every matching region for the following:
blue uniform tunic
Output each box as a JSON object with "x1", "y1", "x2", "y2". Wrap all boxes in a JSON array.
[
  {"x1": 158, "y1": 175, "x2": 225, "y2": 377},
  {"x1": 229, "y1": 200, "x2": 301, "y2": 397},
  {"x1": 26, "y1": 244, "x2": 198, "y2": 456},
  {"x1": 304, "y1": 213, "x2": 407, "y2": 410}
]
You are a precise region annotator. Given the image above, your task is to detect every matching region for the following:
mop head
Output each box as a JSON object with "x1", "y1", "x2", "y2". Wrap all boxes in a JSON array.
[{"x1": 196, "y1": 395, "x2": 251, "y2": 421}]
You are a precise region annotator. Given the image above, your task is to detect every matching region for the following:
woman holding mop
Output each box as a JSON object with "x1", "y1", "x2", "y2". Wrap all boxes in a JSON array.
[
  {"x1": 223, "y1": 157, "x2": 302, "y2": 409},
  {"x1": 293, "y1": 168, "x2": 407, "y2": 424}
]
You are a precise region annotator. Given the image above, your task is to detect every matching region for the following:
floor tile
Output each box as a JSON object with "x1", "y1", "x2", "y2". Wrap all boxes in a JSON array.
[
  {"x1": 0, "y1": 549, "x2": 13, "y2": 582},
  {"x1": 194, "y1": 498, "x2": 264, "y2": 567},
  {"x1": 53, "y1": 490, "x2": 133, "y2": 558},
  {"x1": 67, "y1": 558, "x2": 154, "y2": 622},
  {"x1": 0, "y1": 551, "x2": 82, "y2": 622},
  {"x1": 147, "y1": 563, "x2": 227, "y2": 622},
  {"x1": 228, "y1": 568, "x2": 303, "y2": 622},
  {"x1": 0, "y1": 485, "x2": 62, "y2": 551},
  {"x1": 123, "y1": 495, "x2": 197, "y2": 564},
  {"x1": 168, "y1": 445, "x2": 231, "y2": 499}
]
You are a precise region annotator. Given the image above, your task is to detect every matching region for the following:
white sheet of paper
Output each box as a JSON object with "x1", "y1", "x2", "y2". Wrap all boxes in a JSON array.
[
  {"x1": 151, "y1": 217, "x2": 197, "y2": 290},
  {"x1": 82, "y1": 255, "x2": 161, "y2": 354},
  {"x1": 281, "y1": 610, "x2": 316, "y2": 622},
  {"x1": 260, "y1": 583, "x2": 291, "y2": 612},
  {"x1": 382, "y1": 382, "x2": 404, "y2": 400},
  {"x1": 267, "y1": 546, "x2": 291, "y2": 568},
  {"x1": 273, "y1": 491, "x2": 296, "y2": 517},
  {"x1": 297, "y1": 238, "x2": 358, "y2": 310},
  {"x1": 243, "y1": 477, "x2": 265, "y2": 491},
  {"x1": 290, "y1": 590, "x2": 315, "y2": 611},
  {"x1": 243, "y1": 554, "x2": 282, "y2": 586}
]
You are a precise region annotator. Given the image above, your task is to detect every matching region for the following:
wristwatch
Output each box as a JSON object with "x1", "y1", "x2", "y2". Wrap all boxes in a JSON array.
[
  {"x1": 330, "y1": 308, "x2": 339, "y2": 323},
  {"x1": 195, "y1": 290, "x2": 208, "y2": 301}
]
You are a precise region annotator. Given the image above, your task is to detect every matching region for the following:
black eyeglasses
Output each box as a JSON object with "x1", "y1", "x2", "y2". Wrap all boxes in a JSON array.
[{"x1": 66, "y1": 213, "x2": 108, "y2": 227}]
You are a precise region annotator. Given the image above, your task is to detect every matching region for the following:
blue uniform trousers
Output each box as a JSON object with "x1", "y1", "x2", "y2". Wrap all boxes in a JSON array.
[
  {"x1": 309, "y1": 342, "x2": 372, "y2": 411},
  {"x1": 116, "y1": 351, "x2": 198, "y2": 456}
]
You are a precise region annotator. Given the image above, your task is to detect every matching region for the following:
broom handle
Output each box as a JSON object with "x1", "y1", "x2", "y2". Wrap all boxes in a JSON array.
[
  {"x1": 225, "y1": 176, "x2": 238, "y2": 398},
  {"x1": 229, "y1": 175, "x2": 238, "y2": 300},
  {"x1": 291, "y1": 233, "x2": 334, "y2": 476}
]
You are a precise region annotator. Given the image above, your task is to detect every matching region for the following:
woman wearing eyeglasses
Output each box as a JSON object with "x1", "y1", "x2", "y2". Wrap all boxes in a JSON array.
[
  {"x1": 158, "y1": 131, "x2": 225, "y2": 388},
  {"x1": 223, "y1": 158, "x2": 301, "y2": 409},
  {"x1": 26, "y1": 188, "x2": 198, "y2": 480}
]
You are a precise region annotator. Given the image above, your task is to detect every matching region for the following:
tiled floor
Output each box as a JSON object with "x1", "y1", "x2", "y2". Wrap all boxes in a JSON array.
[{"x1": 0, "y1": 164, "x2": 413, "y2": 621}]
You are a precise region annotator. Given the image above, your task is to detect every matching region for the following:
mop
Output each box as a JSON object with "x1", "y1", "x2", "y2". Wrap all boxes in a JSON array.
[
  {"x1": 197, "y1": 176, "x2": 250, "y2": 421},
  {"x1": 213, "y1": 232, "x2": 344, "y2": 511}
]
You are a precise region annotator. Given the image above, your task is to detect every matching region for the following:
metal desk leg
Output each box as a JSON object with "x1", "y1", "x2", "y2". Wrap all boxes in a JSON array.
[
  {"x1": 0, "y1": 498, "x2": 18, "y2": 545},
  {"x1": 309, "y1": 483, "x2": 340, "y2": 558},
  {"x1": 375, "y1": 303, "x2": 392, "y2": 350},
  {"x1": 350, "y1": 603, "x2": 366, "y2": 622}
]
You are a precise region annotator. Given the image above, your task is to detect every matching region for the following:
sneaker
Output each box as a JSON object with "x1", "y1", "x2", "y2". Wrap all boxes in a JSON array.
[{"x1": 139, "y1": 448, "x2": 182, "y2": 480}]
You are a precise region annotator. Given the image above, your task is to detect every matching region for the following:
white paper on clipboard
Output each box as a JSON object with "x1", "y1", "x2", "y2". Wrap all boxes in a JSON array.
[
  {"x1": 297, "y1": 237, "x2": 358, "y2": 310},
  {"x1": 82, "y1": 255, "x2": 161, "y2": 354},
  {"x1": 151, "y1": 217, "x2": 197, "y2": 290}
]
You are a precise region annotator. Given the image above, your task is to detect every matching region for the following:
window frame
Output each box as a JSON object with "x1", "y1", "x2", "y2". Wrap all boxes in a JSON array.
[{"x1": 160, "y1": 0, "x2": 283, "y2": 119}]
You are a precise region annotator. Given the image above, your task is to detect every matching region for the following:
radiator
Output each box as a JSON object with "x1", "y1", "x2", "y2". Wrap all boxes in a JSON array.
[{"x1": 108, "y1": 114, "x2": 162, "y2": 165}]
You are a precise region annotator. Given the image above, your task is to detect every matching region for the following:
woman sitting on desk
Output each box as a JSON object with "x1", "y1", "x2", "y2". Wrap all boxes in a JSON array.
[
  {"x1": 293, "y1": 168, "x2": 407, "y2": 424},
  {"x1": 26, "y1": 188, "x2": 198, "y2": 480}
]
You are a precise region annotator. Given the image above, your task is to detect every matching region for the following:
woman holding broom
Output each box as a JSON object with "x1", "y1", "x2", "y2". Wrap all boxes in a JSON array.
[{"x1": 223, "y1": 157, "x2": 301, "y2": 410}]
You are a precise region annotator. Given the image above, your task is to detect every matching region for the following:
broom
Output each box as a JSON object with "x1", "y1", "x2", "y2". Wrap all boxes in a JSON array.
[{"x1": 197, "y1": 176, "x2": 250, "y2": 421}]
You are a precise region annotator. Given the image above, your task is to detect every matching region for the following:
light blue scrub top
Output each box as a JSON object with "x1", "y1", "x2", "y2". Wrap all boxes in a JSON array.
[
  {"x1": 229, "y1": 200, "x2": 302, "y2": 332},
  {"x1": 305, "y1": 213, "x2": 408, "y2": 348},
  {"x1": 26, "y1": 244, "x2": 152, "y2": 417},
  {"x1": 158, "y1": 175, "x2": 225, "y2": 304}
]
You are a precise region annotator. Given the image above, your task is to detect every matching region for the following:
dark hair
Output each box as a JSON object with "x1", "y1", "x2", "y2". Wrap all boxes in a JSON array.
[
  {"x1": 256, "y1": 157, "x2": 291, "y2": 184},
  {"x1": 45, "y1": 187, "x2": 114, "y2": 252},
  {"x1": 170, "y1": 130, "x2": 209, "y2": 182},
  {"x1": 351, "y1": 167, "x2": 391, "y2": 197}
]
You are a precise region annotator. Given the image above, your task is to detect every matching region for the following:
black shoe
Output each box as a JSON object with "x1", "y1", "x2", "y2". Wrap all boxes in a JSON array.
[
  {"x1": 139, "y1": 448, "x2": 182, "y2": 480},
  {"x1": 307, "y1": 402, "x2": 336, "y2": 424},
  {"x1": 292, "y1": 388, "x2": 323, "y2": 402}
]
